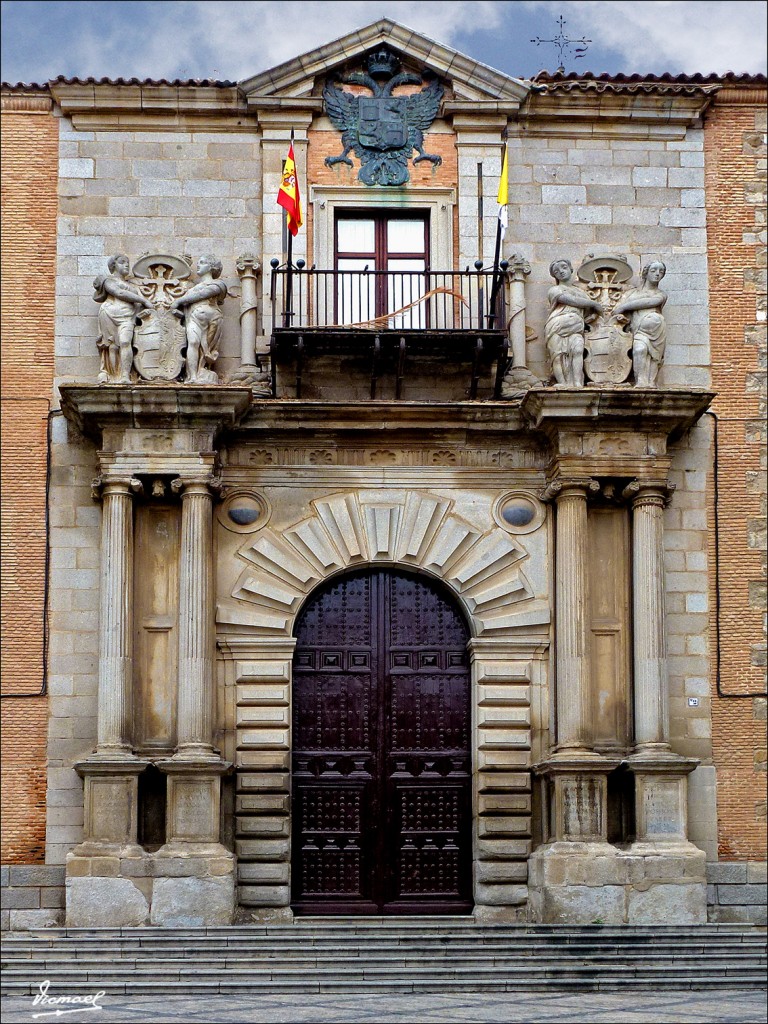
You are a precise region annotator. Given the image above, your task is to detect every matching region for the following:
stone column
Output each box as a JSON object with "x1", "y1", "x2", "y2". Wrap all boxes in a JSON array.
[
  {"x1": 172, "y1": 476, "x2": 217, "y2": 759},
  {"x1": 508, "y1": 254, "x2": 531, "y2": 370},
  {"x1": 154, "y1": 473, "x2": 235, "y2": 924},
  {"x1": 624, "y1": 480, "x2": 703, "y2": 870},
  {"x1": 95, "y1": 477, "x2": 140, "y2": 753},
  {"x1": 73, "y1": 475, "x2": 147, "y2": 848},
  {"x1": 529, "y1": 477, "x2": 620, "y2": 920},
  {"x1": 548, "y1": 478, "x2": 600, "y2": 756},
  {"x1": 231, "y1": 254, "x2": 270, "y2": 393},
  {"x1": 624, "y1": 480, "x2": 673, "y2": 753}
]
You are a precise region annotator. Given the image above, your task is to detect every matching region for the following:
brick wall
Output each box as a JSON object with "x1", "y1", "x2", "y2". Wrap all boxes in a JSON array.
[
  {"x1": 0, "y1": 92, "x2": 59, "y2": 863},
  {"x1": 704, "y1": 85, "x2": 768, "y2": 861}
]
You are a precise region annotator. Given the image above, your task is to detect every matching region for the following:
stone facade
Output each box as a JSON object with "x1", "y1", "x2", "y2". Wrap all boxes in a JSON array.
[{"x1": 1, "y1": 20, "x2": 765, "y2": 928}]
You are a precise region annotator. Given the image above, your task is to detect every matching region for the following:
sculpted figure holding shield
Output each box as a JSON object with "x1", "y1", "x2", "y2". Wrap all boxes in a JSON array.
[
  {"x1": 612, "y1": 261, "x2": 667, "y2": 387},
  {"x1": 545, "y1": 259, "x2": 604, "y2": 387},
  {"x1": 92, "y1": 254, "x2": 153, "y2": 383},
  {"x1": 170, "y1": 254, "x2": 227, "y2": 384}
]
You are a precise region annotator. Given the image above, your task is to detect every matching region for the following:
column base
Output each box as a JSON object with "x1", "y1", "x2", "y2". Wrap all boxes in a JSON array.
[
  {"x1": 65, "y1": 842, "x2": 236, "y2": 927},
  {"x1": 534, "y1": 754, "x2": 621, "y2": 843},
  {"x1": 150, "y1": 841, "x2": 236, "y2": 927},
  {"x1": 74, "y1": 753, "x2": 149, "y2": 846},
  {"x1": 66, "y1": 841, "x2": 151, "y2": 927},
  {"x1": 156, "y1": 755, "x2": 231, "y2": 845},
  {"x1": 528, "y1": 840, "x2": 706, "y2": 924},
  {"x1": 627, "y1": 752, "x2": 700, "y2": 844}
]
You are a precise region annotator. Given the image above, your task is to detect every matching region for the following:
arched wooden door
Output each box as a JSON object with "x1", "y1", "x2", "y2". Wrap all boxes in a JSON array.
[{"x1": 291, "y1": 568, "x2": 473, "y2": 915}]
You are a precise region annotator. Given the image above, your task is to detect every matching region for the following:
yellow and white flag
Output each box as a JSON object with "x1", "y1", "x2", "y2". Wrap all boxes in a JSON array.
[{"x1": 497, "y1": 145, "x2": 509, "y2": 240}]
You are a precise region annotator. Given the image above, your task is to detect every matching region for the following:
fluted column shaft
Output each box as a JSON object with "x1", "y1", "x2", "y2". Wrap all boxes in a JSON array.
[
  {"x1": 177, "y1": 481, "x2": 215, "y2": 753},
  {"x1": 97, "y1": 481, "x2": 134, "y2": 752},
  {"x1": 554, "y1": 483, "x2": 593, "y2": 753},
  {"x1": 631, "y1": 487, "x2": 671, "y2": 752}
]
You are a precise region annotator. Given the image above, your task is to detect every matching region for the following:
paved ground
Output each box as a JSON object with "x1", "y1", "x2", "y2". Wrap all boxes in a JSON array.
[{"x1": 2, "y1": 990, "x2": 767, "y2": 1023}]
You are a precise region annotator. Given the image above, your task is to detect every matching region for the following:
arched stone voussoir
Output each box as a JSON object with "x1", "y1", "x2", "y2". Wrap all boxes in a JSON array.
[{"x1": 219, "y1": 489, "x2": 543, "y2": 637}]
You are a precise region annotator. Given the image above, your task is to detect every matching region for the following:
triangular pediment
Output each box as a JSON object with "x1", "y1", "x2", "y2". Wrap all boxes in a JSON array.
[{"x1": 239, "y1": 18, "x2": 529, "y2": 108}]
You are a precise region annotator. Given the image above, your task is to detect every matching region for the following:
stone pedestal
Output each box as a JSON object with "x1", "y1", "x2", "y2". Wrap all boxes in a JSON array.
[{"x1": 67, "y1": 757, "x2": 149, "y2": 927}]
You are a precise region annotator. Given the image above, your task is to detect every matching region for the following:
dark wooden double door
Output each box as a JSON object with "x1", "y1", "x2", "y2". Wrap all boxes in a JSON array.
[{"x1": 291, "y1": 569, "x2": 473, "y2": 914}]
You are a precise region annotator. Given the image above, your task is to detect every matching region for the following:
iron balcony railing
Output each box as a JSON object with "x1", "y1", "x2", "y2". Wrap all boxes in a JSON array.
[{"x1": 269, "y1": 261, "x2": 509, "y2": 334}]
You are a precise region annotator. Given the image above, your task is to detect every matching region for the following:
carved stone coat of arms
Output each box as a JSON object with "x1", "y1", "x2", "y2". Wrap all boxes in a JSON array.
[
  {"x1": 131, "y1": 254, "x2": 192, "y2": 381},
  {"x1": 323, "y1": 47, "x2": 444, "y2": 186},
  {"x1": 578, "y1": 255, "x2": 634, "y2": 384}
]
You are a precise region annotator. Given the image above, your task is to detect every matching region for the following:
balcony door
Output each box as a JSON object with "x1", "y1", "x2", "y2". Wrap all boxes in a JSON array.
[{"x1": 335, "y1": 211, "x2": 429, "y2": 328}]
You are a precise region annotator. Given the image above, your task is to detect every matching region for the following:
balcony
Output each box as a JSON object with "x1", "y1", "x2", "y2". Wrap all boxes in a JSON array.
[{"x1": 269, "y1": 262, "x2": 511, "y2": 400}]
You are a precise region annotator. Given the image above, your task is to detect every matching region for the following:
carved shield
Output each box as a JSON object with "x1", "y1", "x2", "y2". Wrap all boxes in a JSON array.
[
  {"x1": 584, "y1": 324, "x2": 632, "y2": 384},
  {"x1": 133, "y1": 308, "x2": 185, "y2": 381},
  {"x1": 358, "y1": 97, "x2": 407, "y2": 150}
]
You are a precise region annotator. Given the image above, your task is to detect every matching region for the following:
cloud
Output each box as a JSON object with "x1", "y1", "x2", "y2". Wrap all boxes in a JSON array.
[
  {"x1": 524, "y1": 1, "x2": 767, "y2": 75},
  {"x1": 2, "y1": 0, "x2": 765, "y2": 83},
  {"x1": 2, "y1": 1, "x2": 505, "y2": 82}
]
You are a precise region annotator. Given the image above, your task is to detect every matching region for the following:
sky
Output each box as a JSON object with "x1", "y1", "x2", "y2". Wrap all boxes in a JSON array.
[{"x1": 1, "y1": 0, "x2": 766, "y2": 84}]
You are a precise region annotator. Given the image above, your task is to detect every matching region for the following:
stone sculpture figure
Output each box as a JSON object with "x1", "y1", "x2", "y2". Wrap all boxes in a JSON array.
[
  {"x1": 170, "y1": 254, "x2": 227, "y2": 384},
  {"x1": 92, "y1": 254, "x2": 153, "y2": 383},
  {"x1": 611, "y1": 261, "x2": 667, "y2": 387},
  {"x1": 545, "y1": 259, "x2": 604, "y2": 387}
]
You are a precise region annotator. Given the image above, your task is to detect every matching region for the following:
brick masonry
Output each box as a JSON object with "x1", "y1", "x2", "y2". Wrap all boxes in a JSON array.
[
  {"x1": 0, "y1": 94, "x2": 58, "y2": 865},
  {"x1": 704, "y1": 86, "x2": 768, "y2": 863}
]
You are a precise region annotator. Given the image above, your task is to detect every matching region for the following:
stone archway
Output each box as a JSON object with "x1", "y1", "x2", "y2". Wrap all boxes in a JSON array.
[{"x1": 216, "y1": 489, "x2": 550, "y2": 920}]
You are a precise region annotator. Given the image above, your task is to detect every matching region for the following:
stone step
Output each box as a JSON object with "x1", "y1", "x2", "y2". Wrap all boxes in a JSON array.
[
  {"x1": 3, "y1": 971, "x2": 766, "y2": 996},
  {"x1": 5, "y1": 954, "x2": 765, "y2": 973},
  {"x1": 4, "y1": 922, "x2": 764, "y2": 996},
  {"x1": 4, "y1": 922, "x2": 761, "y2": 940},
  {"x1": 4, "y1": 942, "x2": 765, "y2": 958}
]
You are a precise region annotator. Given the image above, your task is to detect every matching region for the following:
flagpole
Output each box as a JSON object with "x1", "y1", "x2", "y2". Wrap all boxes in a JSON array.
[
  {"x1": 488, "y1": 141, "x2": 508, "y2": 328},
  {"x1": 285, "y1": 223, "x2": 293, "y2": 327},
  {"x1": 487, "y1": 216, "x2": 503, "y2": 328},
  {"x1": 284, "y1": 129, "x2": 295, "y2": 327}
]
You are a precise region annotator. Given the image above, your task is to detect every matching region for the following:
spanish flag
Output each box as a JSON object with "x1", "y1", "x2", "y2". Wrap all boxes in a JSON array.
[
  {"x1": 277, "y1": 135, "x2": 303, "y2": 237},
  {"x1": 497, "y1": 144, "x2": 508, "y2": 241}
]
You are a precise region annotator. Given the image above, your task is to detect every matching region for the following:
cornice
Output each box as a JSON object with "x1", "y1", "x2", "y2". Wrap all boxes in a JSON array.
[
  {"x1": 518, "y1": 86, "x2": 716, "y2": 140},
  {"x1": 59, "y1": 384, "x2": 253, "y2": 441},
  {"x1": 521, "y1": 386, "x2": 715, "y2": 443},
  {"x1": 48, "y1": 80, "x2": 250, "y2": 130}
]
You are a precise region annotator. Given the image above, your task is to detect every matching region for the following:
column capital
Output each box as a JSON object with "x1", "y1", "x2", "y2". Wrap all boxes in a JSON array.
[
  {"x1": 622, "y1": 479, "x2": 675, "y2": 508},
  {"x1": 507, "y1": 252, "x2": 531, "y2": 282},
  {"x1": 170, "y1": 473, "x2": 223, "y2": 498},
  {"x1": 541, "y1": 477, "x2": 600, "y2": 503},
  {"x1": 92, "y1": 474, "x2": 143, "y2": 501},
  {"x1": 235, "y1": 252, "x2": 261, "y2": 278}
]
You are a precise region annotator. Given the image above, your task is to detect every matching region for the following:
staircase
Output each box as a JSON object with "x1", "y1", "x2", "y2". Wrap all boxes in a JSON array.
[{"x1": 2, "y1": 919, "x2": 766, "y2": 995}]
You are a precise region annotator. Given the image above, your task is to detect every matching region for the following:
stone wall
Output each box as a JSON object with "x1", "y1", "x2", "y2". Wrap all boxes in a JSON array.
[
  {"x1": 704, "y1": 84, "x2": 768, "y2": 861},
  {"x1": 0, "y1": 865, "x2": 65, "y2": 931},
  {"x1": 707, "y1": 861, "x2": 768, "y2": 925},
  {"x1": 0, "y1": 90, "x2": 58, "y2": 864}
]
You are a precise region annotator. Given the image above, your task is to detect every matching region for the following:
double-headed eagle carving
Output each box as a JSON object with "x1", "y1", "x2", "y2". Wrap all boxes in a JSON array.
[{"x1": 323, "y1": 48, "x2": 444, "y2": 187}]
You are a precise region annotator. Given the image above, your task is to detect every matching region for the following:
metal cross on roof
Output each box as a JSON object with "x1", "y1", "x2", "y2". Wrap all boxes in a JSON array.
[{"x1": 531, "y1": 15, "x2": 591, "y2": 73}]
